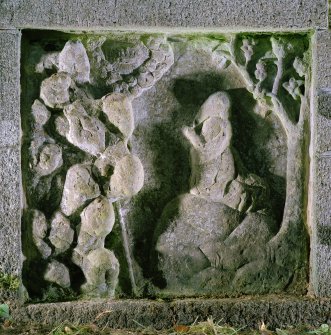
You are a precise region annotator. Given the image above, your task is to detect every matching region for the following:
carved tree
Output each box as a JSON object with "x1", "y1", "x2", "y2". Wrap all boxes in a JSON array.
[{"x1": 218, "y1": 35, "x2": 310, "y2": 268}]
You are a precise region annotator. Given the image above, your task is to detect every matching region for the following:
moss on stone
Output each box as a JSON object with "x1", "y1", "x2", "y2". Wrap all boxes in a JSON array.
[{"x1": 0, "y1": 273, "x2": 20, "y2": 291}]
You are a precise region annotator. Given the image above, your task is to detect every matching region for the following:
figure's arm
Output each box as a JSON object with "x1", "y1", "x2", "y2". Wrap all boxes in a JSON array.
[{"x1": 182, "y1": 126, "x2": 204, "y2": 149}]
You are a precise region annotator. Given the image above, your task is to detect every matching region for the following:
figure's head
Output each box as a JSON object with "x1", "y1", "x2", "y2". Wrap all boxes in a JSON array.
[{"x1": 194, "y1": 91, "x2": 231, "y2": 125}]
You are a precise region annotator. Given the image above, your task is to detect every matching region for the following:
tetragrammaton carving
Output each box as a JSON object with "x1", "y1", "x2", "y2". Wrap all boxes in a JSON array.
[{"x1": 22, "y1": 31, "x2": 310, "y2": 301}]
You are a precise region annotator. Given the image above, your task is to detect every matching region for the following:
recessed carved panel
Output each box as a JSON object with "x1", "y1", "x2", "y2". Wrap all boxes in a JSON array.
[{"x1": 21, "y1": 30, "x2": 311, "y2": 301}]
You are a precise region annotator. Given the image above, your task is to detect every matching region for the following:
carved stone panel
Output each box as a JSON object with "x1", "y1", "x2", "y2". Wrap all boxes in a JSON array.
[{"x1": 21, "y1": 30, "x2": 311, "y2": 302}]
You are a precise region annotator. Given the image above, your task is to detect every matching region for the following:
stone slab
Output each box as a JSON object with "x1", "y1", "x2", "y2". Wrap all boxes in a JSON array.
[
  {"x1": 0, "y1": 0, "x2": 328, "y2": 30},
  {"x1": 310, "y1": 31, "x2": 331, "y2": 297},
  {"x1": 0, "y1": 30, "x2": 22, "y2": 302},
  {"x1": 316, "y1": 31, "x2": 331, "y2": 89},
  {"x1": 0, "y1": 30, "x2": 21, "y2": 148},
  {"x1": 11, "y1": 296, "x2": 331, "y2": 329},
  {"x1": 0, "y1": 147, "x2": 22, "y2": 300}
]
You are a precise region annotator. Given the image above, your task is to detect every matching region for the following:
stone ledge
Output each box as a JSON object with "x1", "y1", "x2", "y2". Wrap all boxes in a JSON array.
[
  {"x1": 11, "y1": 296, "x2": 331, "y2": 329},
  {"x1": 0, "y1": 0, "x2": 328, "y2": 30}
]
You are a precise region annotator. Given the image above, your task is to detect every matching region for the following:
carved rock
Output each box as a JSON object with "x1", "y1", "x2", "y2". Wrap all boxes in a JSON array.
[
  {"x1": 156, "y1": 194, "x2": 276, "y2": 294},
  {"x1": 107, "y1": 154, "x2": 144, "y2": 199},
  {"x1": 34, "y1": 143, "x2": 63, "y2": 176},
  {"x1": 156, "y1": 194, "x2": 241, "y2": 291},
  {"x1": 188, "y1": 147, "x2": 236, "y2": 203},
  {"x1": 102, "y1": 93, "x2": 134, "y2": 139},
  {"x1": 75, "y1": 196, "x2": 115, "y2": 257},
  {"x1": 60, "y1": 164, "x2": 100, "y2": 216},
  {"x1": 72, "y1": 196, "x2": 117, "y2": 296},
  {"x1": 35, "y1": 52, "x2": 59, "y2": 73},
  {"x1": 206, "y1": 212, "x2": 275, "y2": 271},
  {"x1": 105, "y1": 40, "x2": 149, "y2": 75},
  {"x1": 58, "y1": 40, "x2": 90, "y2": 84},
  {"x1": 81, "y1": 248, "x2": 119, "y2": 298},
  {"x1": 49, "y1": 211, "x2": 74, "y2": 255},
  {"x1": 44, "y1": 260, "x2": 71, "y2": 288},
  {"x1": 195, "y1": 92, "x2": 231, "y2": 125},
  {"x1": 94, "y1": 141, "x2": 130, "y2": 177},
  {"x1": 40, "y1": 72, "x2": 71, "y2": 109},
  {"x1": 55, "y1": 114, "x2": 69, "y2": 137},
  {"x1": 31, "y1": 209, "x2": 52, "y2": 259},
  {"x1": 64, "y1": 100, "x2": 106, "y2": 156},
  {"x1": 31, "y1": 99, "x2": 51, "y2": 126}
]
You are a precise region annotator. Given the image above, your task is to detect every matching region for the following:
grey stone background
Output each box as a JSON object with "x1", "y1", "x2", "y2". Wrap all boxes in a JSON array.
[
  {"x1": 0, "y1": 0, "x2": 328, "y2": 30},
  {"x1": 0, "y1": 0, "x2": 330, "y2": 328}
]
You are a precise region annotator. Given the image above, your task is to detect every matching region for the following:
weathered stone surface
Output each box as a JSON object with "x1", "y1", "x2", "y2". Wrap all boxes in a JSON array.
[
  {"x1": 0, "y1": 0, "x2": 327, "y2": 29},
  {"x1": 31, "y1": 209, "x2": 52, "y2": 259},
  {"x1": 79, "y1": 196, "x2": 115, "y2": 239},
  {"x1": 0, "y1": 30, "x2": 20, "y2": 148},
  {"x1": 311, "y1": 128, "x2": 331, "y2": 297},
  {"x1": 44, "y1": 260, "x2": 71, "y2": 288},
  {"x1": 34, "y1": 143, "x2": 63, "y2": 176},
  {"x1": 40, "y1": 72, "x2": 71, "y2": 109},
  {"x1": 49, "y1": 211, "x2": 74, "y2": 255},
  {"x1": 58, "y1": 40, "x2": 90, "y2": 84},
  {"x1": 72, "y1": 196, "x2": 118, "y2": 297},
  {"x1": 156, "y1": 193, "x2": 276, "y2": 295},
  {"x1": 35, "y1": 52, "x2": 59, "y2": 73},
  {"x1": 94, "y1": 141, "x2": 130, "y2": 177},
  {"x1": 316, "y1": 30, "x2": 331, "y2": 88},
  {"x1": 102, "y1": 93, "x2": 134, "y2": 139},
  {"x1": 64, "y1": 100, "x2": 106, "y2": 156},
  {"x1": 106, "y1": 40, "x2": 149, "y2": 75},
  {"x1": 81, "y1": 248, "x2": 119, "y2": 298},
  {"x1": 310, "y1": 32, "x2": 331, "y2": 297},
  {"x1": 0, "y1": 31, "x2": 21, "y2": 300},
  {"x1": 108, "y1": 154, "x2": 144, "y2": 200},
  {"x1": 60, "y1": 164, "x2": 100, "y2": 216},
  {"x1": 21, "y1": 32, "x2": 310, "y2": 301},
  {"x1": 31, "y1": 99, "x2": 51, "y2": 125},
  {"x1": 12, "y1": 297, "x2": 331, "y2": 330},
  {"x1": 0, "y1": 147, "x2": 21, "y2": 277}
]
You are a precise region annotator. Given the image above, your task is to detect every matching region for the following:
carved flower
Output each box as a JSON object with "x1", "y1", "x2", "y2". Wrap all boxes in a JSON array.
[
  {"x1": 241, "y1": 39, "x2": 255, "y2": 64},
  {"x1": 283, "y1": 77, "x2": 304, "y2": 99},
  {"x1": 271, "y1": 37, "x2": 286, "y2": 59},
  {"x1": 254, "y1": 60, "x2": 267, "y2": 81}
]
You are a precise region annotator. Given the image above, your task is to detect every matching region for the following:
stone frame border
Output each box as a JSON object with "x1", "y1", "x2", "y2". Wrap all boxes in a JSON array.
[{"x1": 0, "y1": 0, "x2": 330, "y2": 328}]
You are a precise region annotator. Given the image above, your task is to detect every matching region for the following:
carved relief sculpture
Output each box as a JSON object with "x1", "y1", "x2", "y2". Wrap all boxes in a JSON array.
[
  {"x1": 22, "y1": 31, "x2": 310, "y2": 300},
  {"x1": 22, "y1": 33, "x2": 174, "y2": 300}
]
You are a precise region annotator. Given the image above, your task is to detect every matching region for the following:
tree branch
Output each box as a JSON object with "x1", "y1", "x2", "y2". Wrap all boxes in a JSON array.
[
  {"x1": 267, "y1": 94, "x2": 295, "y2": 136},
  {"x1": 272, "y1": 57, "x2": 284, "y2": 96}
]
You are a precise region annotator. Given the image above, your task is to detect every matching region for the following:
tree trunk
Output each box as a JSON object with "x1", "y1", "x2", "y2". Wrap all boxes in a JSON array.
[{"x1": 268, "y1": 124, "x2": 309, "y2": 269}]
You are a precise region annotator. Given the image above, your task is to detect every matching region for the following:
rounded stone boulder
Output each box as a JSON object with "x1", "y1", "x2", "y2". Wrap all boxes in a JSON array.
[
  {"x1": 40, "y1": 72, "x2": 71, "y2": 109},
  {"x1": 58, "y1": 40, "x2": 90, "y2": 84},
  {"x1": 34, "y1": 143, "x2": 63, "y2": 176},
  {"x1": 102, "y1": 93, "x2": 134, "y2": 139},
  {"x1": 60, "y1": 164, "x2": 100, "y2": 216},
  {"x1": 94, "y1": 141, "x2": 129, "y2": 177},
  {"x1": 49, "y1": 211, "x2": 74, "y2": 255},
  {"x1": 81, "y1": 248, "x2": 119, "y2": 298},
  {"x1": 31, "y1": 209, "x2": 52, "y2": 259},
  {"x1": 80, "y1": 196, "x2": 115, "y2": 238},
  {"x1": 64, "y1": 100, "x2": 106, "y2": 156},
  {"x1": 44, "y1": 260, "x2": 71, "y2": 288},
  {"x1": 31, "y1": 99, "x2": 51, "y2": 126},
  {"x1": 107, "y1": 154, "x2": 144, "y2": 200}
]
